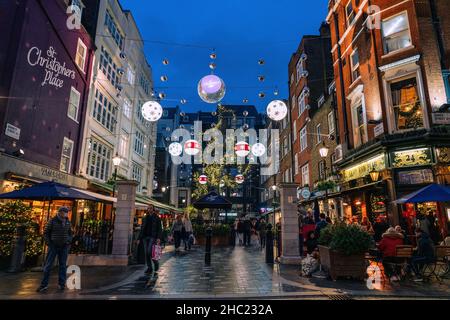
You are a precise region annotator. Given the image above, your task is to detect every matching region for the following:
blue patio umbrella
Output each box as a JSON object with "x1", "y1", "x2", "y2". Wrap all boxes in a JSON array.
[
  {"x1": 193, "y1": 191, "x2": 232, "y2": 210},
  {"x1": 394, "y1": 184, "x2": 450, "y2": 204},
  {"x1": 0, "y1": 181, "x2": 98, "y2": 201}
]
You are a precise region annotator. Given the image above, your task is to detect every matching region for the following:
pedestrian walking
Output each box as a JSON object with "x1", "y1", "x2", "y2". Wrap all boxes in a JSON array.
[
  {"x1": 237, "y1": 218, "x2": 245, "y2": 246},
  {"x1": 137, "y1": 205, "x2": 163, "y2": 277},
  {"x1": 243, "y1": 218, "x2": 252, "y2": 246},
  {"x1": 258, "y1": 219, "x2": 267, "y2": 250},
  {"x1": 183, "y1": 215, "x2": 193, "y2": 251},
  {"x1": 37, "y1": 206, "x2": 73, "y2": 292},
  {"x1": 171, "y1": 215, "x2": 184, "y2": 253}
]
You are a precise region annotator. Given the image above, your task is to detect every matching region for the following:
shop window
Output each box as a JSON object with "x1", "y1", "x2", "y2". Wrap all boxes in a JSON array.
[
  {"x1": 350, "y1": 49, "x2": 360, "y2": 83},
  {"x1": 68, "y1": 86, "x2": 80, "y2": 122},
  {"x1": 60, "y1": 138, "x2": 74, "y2": 173},
  {"x1": 390, "y1": 77, "x2": 424, "y2": 131},
  {"x1": 382, "y1": 13, "x2": 412, "y2": 54},
  {"x1": 351, "y1": 99, "x2": 368, "y2": 147},
  {"x1": 75, "y1": 38, "x2": 87, "y2": 72}
]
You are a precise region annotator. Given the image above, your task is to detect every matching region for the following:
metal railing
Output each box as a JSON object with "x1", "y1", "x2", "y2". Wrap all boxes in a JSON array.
[{"x1": 70, "y1": 221, "x2": 114, "y2": 255}]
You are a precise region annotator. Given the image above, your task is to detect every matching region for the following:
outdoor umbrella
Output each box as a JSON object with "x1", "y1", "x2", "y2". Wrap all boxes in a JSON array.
[
  {"x1": 193, "y1": 191, "x2": 232, "y2": 210},
  {"x1": 0, "y1": 181, "x2": 98, "y2": 201},
  {"x1": 394, "y1": 184, "x2": 450, "y2": 204}
]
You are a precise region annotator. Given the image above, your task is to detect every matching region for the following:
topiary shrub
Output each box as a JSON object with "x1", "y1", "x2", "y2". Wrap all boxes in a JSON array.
[{"x1": 318, "y1": 222, "x2": 372, "y2": 256}]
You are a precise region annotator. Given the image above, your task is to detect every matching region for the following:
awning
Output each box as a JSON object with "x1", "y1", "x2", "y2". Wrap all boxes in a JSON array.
[{"x1": 74, "y1": 188, "x2": 149, "y2": 210}]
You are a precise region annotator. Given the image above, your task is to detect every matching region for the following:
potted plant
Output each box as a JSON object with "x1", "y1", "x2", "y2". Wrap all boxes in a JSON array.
[
  {"x1": 192, "y1": 224, "x2": 231, "y2": 246},
  {"x1": 318, "y1": 222, "x2": 373, "y2": 281}
]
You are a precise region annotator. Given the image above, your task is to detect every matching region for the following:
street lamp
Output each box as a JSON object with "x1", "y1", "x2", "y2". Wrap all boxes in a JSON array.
[
  {"x1": 112, "y1": 153, "x2": 122, "y2": 197},
  {"x1": 162, "y1": 186, "x2": 167, "y2": 193},
  {"x1": 319, "y1": 141, "x2": 329, "y2": 158},
  {"x1": 370, "y1": 167, "x2": 380, "y2": 182}
]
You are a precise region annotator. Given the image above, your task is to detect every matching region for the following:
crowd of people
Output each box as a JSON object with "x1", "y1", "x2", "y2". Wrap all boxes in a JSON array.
[{"x1": 233, "y1": 217, "x2": 267, "y2": 249}]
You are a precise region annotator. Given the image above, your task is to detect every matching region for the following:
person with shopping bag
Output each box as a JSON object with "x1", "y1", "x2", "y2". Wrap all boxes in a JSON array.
[{"x1": 137, "y1": 205, "x2": 162, "y2": 277}]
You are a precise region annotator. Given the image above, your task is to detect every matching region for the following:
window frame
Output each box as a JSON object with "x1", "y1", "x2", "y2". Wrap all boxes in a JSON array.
[
  {"x1": 296, "y1": 58, "x2": 304, "y2": 84},
  {"x1": 301, "y1": 163, "x2": 309, "y2": 187},
  {"x1": 381, "y1": 11, "x2": 412, "y2": 55},
  {"x1": 316, "y1": 124, "x2": 322, "y2": 145},
  {"x1": 328, "y1": 111, "x2": 335, "y2": 134},
  {"x1": 300, "y1": 126, "x2": 308, "y2": 152},
  {"x1": 60, "y1": 137, "x2": 74, "y2": 173},
  {"x1": 67, "y1": 86, "x2": 81, "y2": 122},
  {"x1": 75, "y1": 38, "x2": 87, "y2": 72},
  {"x1": 351, "y1": 97, "x2": 368, "y2": 148},
  {"x1": 345, "y1": 0, "x2": 356, "y2": 27},
  {"x1": 86, "y1": 137, "x2": 112, "y2": 182},
  {"x1": 350, "y1": 49, "x2": 360, "y2": 83}
]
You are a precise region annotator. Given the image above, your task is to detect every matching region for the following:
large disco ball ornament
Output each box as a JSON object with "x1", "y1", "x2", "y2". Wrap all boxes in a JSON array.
[
  {"x1": 251, "y1": 143, "x2": 266, "y2": 157},
  {"x1": 141, "y1": 101, "x2": 163, "y2": 122},
  {"x1": 267, "y1": 100, "x2": 288, "y2": 121},
  {"x1": 168, "y1": 142, "x2": 183, "y2": 156},
  {"x1": 198, "y1": 75, "x2": 226, "y2": 104},
  {"x1": 184, "y1": 139, "x2": 201, "y2": 156}
]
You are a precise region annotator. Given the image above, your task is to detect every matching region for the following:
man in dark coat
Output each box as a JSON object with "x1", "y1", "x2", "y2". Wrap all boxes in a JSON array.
[
  {"x1": 243, "y1": 218, "x2": 252, "y2": 246},
  {"x1": 409, "y1": 229, "x2": 436, "y2": 282},
  {"x1": 138, "y1": 205, "x2": 162, "y2": 276},
  {"x1": 37, "y1": 206, "x2": 73, "y2": 292},
  {"x1": 373, "y1": 216, "x2": 390, "y2": 243}
]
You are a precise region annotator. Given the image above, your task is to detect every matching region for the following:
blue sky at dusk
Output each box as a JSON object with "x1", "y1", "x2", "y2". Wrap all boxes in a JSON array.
[{"x1": 120, "y1": 0, "x2": 328, "y2": 113}]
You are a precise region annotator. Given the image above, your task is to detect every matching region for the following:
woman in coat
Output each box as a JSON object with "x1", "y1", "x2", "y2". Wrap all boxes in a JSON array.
[{"x1": 378, "y1": 227, "x2": 404, "y2": 281}]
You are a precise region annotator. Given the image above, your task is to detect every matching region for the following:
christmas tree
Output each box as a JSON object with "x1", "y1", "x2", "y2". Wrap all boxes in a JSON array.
[{"x1": 0, "y1": 200, "x2": 43, "y2": 258}]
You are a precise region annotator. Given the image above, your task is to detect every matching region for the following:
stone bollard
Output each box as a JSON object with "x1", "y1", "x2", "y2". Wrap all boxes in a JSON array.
[
  {"x1": 265, "y1": 224, "x2": 274, "y2": 264},
  {"x1": 205, "y1": 226, "x2": 212, "y2": 266},
  {"x1": 8, "y1": 225, "x2": 26, "y2": 273}
]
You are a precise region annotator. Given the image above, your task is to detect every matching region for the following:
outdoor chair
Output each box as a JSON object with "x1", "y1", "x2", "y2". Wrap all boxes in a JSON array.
[
  {"x1": 420, "y1": 246, "x2": 450, "y2": 283},
  {"x1": 383, "y1": 245, "x2": 414, "y2": 282}
]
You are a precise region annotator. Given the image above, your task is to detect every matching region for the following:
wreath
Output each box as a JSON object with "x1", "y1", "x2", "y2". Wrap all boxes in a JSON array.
[{"x1": 397, "y1": 100, "x2": 420, "y2": 117}]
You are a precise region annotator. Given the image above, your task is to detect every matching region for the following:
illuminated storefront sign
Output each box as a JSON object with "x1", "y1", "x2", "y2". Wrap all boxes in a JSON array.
[
  {"x1": 436, "y1": 147, "x2": 450, "y2": 164},
  {"x1": 397, "y1": 169, "x2": 434, "y2": 185},
  {"x1": 342, "y1": 155, "x2": 386, "y2": 182},
  {"x1": 391, "y1": 148, "x2": 432, "y2": 168}
]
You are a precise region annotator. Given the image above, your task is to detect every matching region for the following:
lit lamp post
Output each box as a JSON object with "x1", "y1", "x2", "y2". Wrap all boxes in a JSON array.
[
  {"x1": 319, "y1": 141, "x2": 330, "y2": 214},
  {"x1": 370, "y1": 167, "x2": 380, "y2": 182},
  {"x1": 112, "y1": 153, "x2": 122, "y2": 197}
]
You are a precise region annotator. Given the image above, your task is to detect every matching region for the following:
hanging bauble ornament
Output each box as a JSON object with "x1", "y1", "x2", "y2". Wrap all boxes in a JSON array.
[
  {"x1": 184, "y1": 139, "x2": 201, "y2": 156},
  {"x1": 211, "y1": 123, "x2": 216, "y2": 128},
  {"x1": 166, "y1": 127, "x2": 171, "y2": 132},
  {"x1": 198, "y1": 175, "x2": 208, "y2": 185},
  {"x1": 243, "y1": 111, "x2": 249, "y2": 117},
  {"x1": 267, "y1": 100, "x2": 288, "y2": 121},
  {"x1": 274, "y1": 89, "x2": 279, "y2": 96},
  {"x1": 235, "y1": 174, "x2": 245, "y2": 184},
  {"x1": 159, "y1": 92, "x2": 166, "y2": 100},
  {"x1": 141, "y1": 101, "x2": 163, "y2": 122},
  {"x1": 165, "y1": 137, "x2": 171, "y2": 142},
  {"x1": 198, "y1": 75, "x2": 226, "y2": 104},
  {"x1": 180, "y1": 112, "x2": 186, "y2": 117},
  {"x1": 258, "y1": 76, "x2": 265, "y2": 82},
  {"x1": 160, "y1": 75, "x2": 168, "y2": 82},
  {"x1": 209, "y1": 63, "x2": 216, "y2": 70},
  {"x1": 235, "y1": 141, "x2": 250, "y2": 157},
  {"x1": 211, "y1": 111, "x2": 217, "y2": 116},
  {"x1": 259, "y1": 92, "x2": 265, "y2": 98},
  {"x1": 251, "y1": 143, "x2": 266, "y2": 157},
  {"x1": 162, "y1": 59, "x2": 169, "y2": 65},
  {"x1": 210, "y1": 52, "x2": 217, "y2": 60},
  {"x1": 258, "y1": 59, "x2": 265, "y2": 65},
  {"x1": 243, "y1": 123, "x2": 249, "y2": 130},
  {"x1": 153, "y1": 180, "x2": 158, "y2": 190},
  {"x1": 168, "y1": 142, "x2": 183, "y2": 156},
  {"x1": 180, "y1": 99, "x2": 187, "y2": 104}
]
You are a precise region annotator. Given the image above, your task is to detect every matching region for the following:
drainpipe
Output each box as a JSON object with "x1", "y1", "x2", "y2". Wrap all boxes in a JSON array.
[{"x1": 333, "y1": 10, "x2": 351, "y2": 150}]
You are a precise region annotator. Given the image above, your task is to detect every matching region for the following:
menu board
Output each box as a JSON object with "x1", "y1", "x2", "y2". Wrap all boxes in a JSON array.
[{"x1": 397, "y1": 169, "x2": 434, "y2": 185}]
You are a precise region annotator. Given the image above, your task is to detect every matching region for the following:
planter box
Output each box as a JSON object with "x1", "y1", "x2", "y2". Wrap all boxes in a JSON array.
[
  {"x1": 318, "y1": 245, "x2": 366, "y2": 281},
  {"x1": 196, "y1": 235, "x2": 230, "y2": 246}
]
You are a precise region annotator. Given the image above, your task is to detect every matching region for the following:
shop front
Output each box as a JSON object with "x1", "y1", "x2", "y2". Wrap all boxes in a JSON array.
[{"x1": 339, "y1": 154, "x2": 389, "y2": 225}]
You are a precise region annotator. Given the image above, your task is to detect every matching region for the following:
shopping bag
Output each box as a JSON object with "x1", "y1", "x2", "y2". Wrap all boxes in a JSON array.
[
  {"x1": 301, "y1": 254, "x2": 319, "y2": 277},
  {"x1": 152, "y1": 243, "x2": 162, "y2": 261},
  {"x1": 189, "y1": 234, "x2": 196, "y2": 245}
]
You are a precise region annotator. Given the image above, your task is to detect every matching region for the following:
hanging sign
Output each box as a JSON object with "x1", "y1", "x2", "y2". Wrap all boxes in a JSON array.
[{"x1": 5, "y1": 123, "x2": 21, "y2": 140}]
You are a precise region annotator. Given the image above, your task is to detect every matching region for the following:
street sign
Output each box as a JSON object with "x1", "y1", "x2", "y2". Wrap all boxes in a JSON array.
[{"x1": 300, "y1": 188, "x2": 311, "y2": 200}]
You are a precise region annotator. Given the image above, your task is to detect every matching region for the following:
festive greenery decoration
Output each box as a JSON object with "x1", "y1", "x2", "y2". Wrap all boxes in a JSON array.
[
  {"x1": 192, "y1": 105, "x2": 253, "y2": 200},
  {"x1": 317, "y1": 180, "x2": 336, "y2": 192},
  {"x1": 192, "y1": 223, "x2": 230, "y2": 236},
  {"x1": 0, "y1": 200, "x2": 43, "y2": 257}
]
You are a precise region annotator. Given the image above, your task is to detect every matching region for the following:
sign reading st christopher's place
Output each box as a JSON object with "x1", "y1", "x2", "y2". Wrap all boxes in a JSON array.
[{"x1": 27, "y1": 46, "x2": 76, "y2": 89}]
